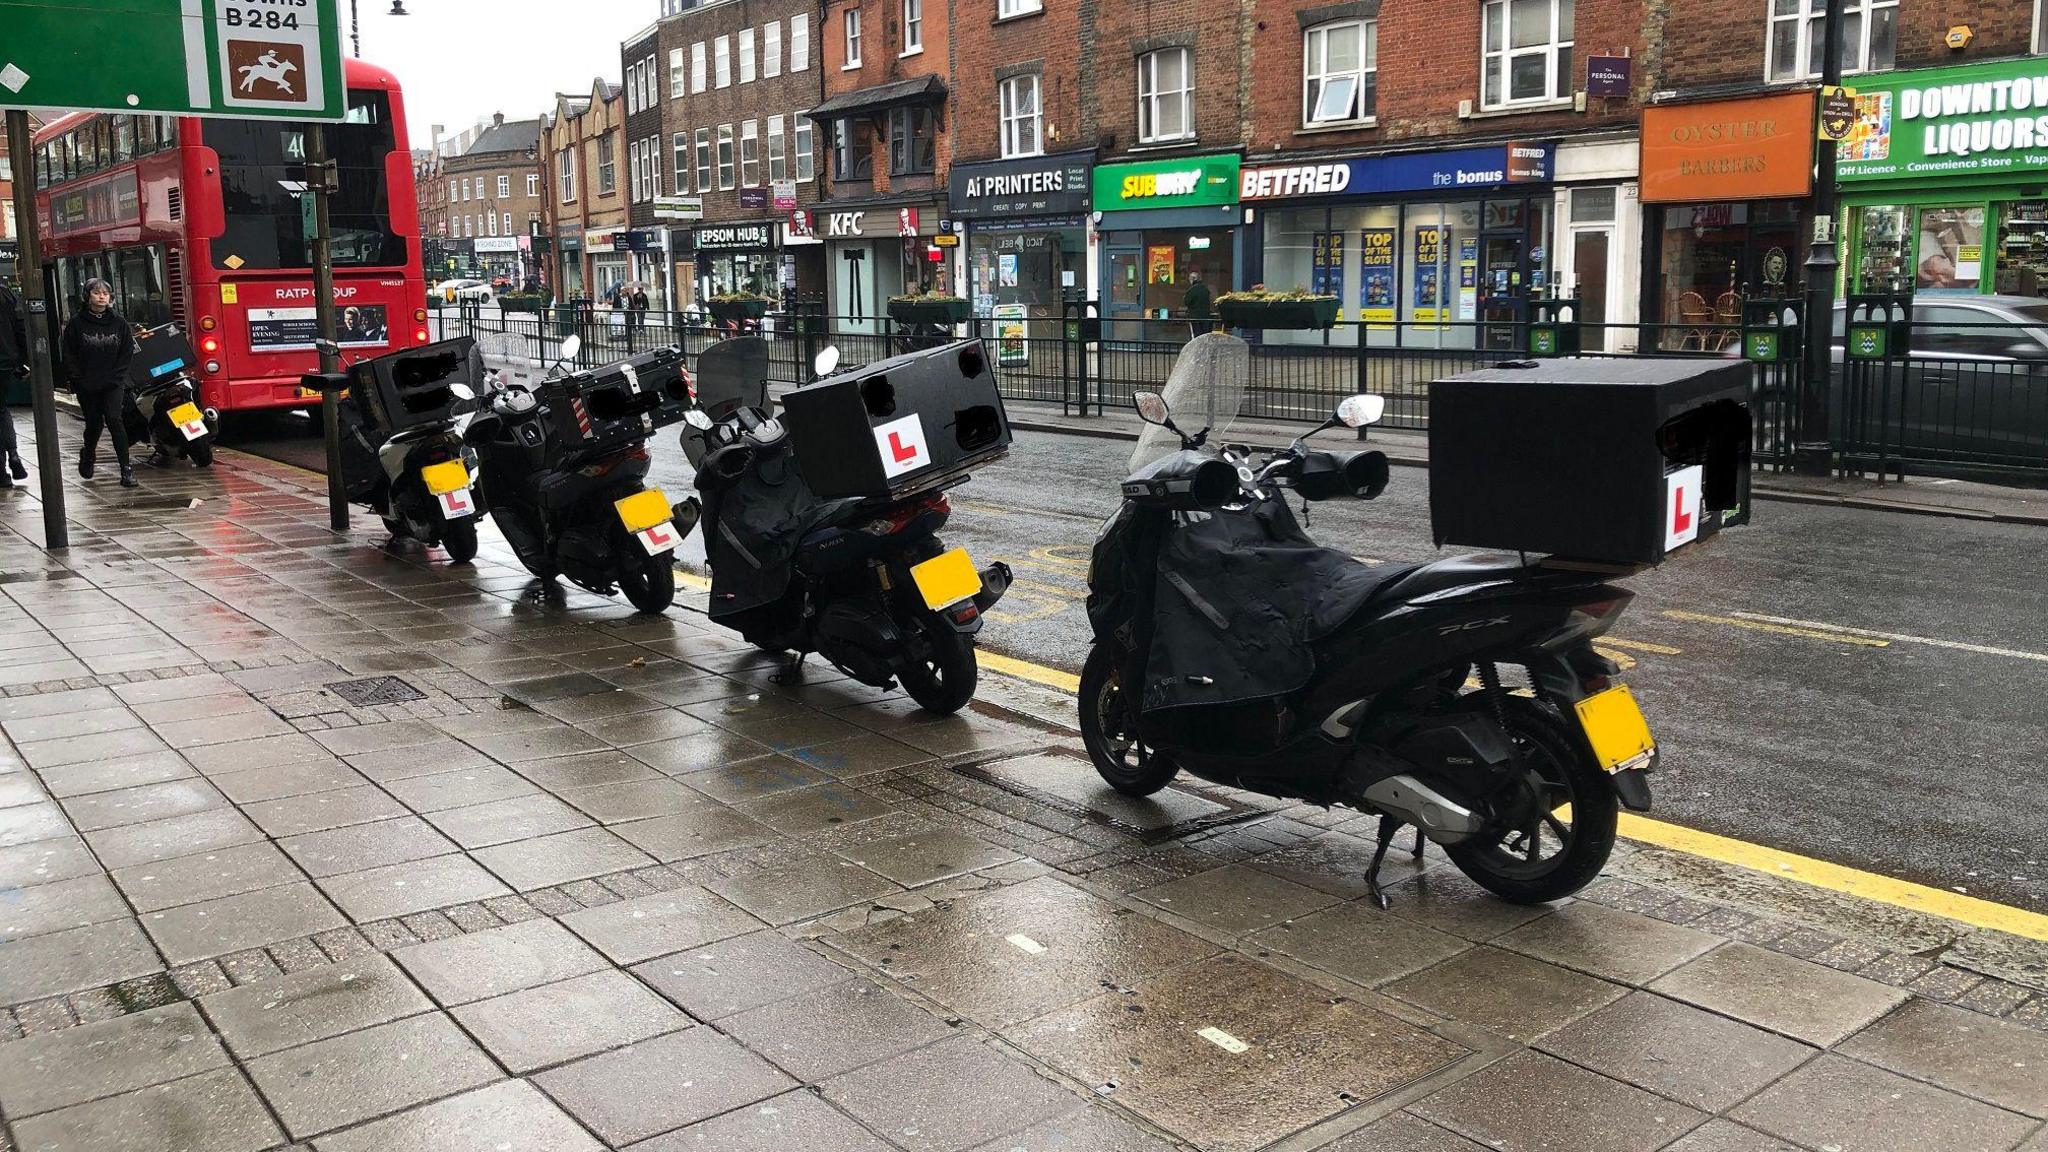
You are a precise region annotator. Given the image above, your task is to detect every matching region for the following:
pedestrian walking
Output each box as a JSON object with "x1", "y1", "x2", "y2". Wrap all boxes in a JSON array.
[
  {"x1": 626, "y1": 282, "x2": 649, "y2": 348},
  {"x1": 0, "y1": 277, "x2": 31, "y2": 489},
  {"x1": 62, "y1": 278, "x2": 138, "y2": 487},
  {"x1": 1182, "y1": 269, "x2": 1214, "y2": 338}
]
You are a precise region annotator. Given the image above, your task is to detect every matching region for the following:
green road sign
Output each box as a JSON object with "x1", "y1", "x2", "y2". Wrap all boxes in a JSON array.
[
  {"x1": 0, "y1": 1, "x2": 344, "y2": 120},
  {"x1": 1847, "y1": 325, "x2": 1888, "y2": 359}
]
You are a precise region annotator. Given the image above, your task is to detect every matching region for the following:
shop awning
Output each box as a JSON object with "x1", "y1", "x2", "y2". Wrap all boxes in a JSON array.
[{"x1": 806, "y1": 75, "x2": 946, "y2": 122}]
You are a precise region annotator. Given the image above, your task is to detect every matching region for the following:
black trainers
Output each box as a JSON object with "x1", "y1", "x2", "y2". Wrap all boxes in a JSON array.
[
  {"x1": 119, "y1": 467, "x2": 138, "y2": 488},
  {"x1": 7, "y1": 456, "x2": 24, "y2": 480},
  {"x1": 0, "y1": 471, "x2": 13, "y2": 490},
  {"x1": 78, "y1": 454, "x2": 94, "y2": 479}
]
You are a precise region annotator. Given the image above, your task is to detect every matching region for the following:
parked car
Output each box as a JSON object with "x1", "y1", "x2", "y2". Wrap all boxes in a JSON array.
[
  {"x1": 1830, "y1": 295, "x2": 2048, "y2": 464},
  {"x1": 433, "y1": 279, "x2": 494, "y2": 305}
]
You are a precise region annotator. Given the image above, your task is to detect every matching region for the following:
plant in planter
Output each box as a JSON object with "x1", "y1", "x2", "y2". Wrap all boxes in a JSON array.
[
  {"x1": 1215, "y1": 285, "x2": 1341, "y2": 331},
  {"x1": 707, "y1": 291, "x2": 775, "y2": 321},
  {"x1": 497, "y1": 292, "x2": 547, "y2": 314},
  {"x1": 886, "y1": 291, "x2": 972, "y2": 325}
]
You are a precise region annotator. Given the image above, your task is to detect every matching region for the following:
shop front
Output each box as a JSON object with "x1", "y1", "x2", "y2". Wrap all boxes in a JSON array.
[
  {"x1": 1240, "y1": 142, "x2": 1555, "y2": 350},
  {"x1": 554, "y1": 227, "x2": 584, "y2": 301},
  {"x1": 1092, "y1": 154, "x2": 1240, "y2": 341},
  {"x1": 1638, "y1": 92, "x2": 1815, "y2": 351},
  {"x1": 1550, "y1": 137, "x2": 1641, "y2": 351},
  {"x1": 1836, "y1": 57, "x2": 2048, "y2": 300},
  {"x1": 584, "y1": 228, "x2": 635, "y2": 302},
  {"x1": 948, "y1": 150, "x2": 1093, "y2": 333},
  {"x1": 691, "y1": 221, "x2": 780, "y2": 307},
  {"x1": 803, "y1": 198, "x2": 948, "y2": 334}
]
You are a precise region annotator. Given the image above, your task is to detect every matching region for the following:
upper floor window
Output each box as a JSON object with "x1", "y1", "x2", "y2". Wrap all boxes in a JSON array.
[
  {"x1": 741, "y1": 120, "x2": 760, "y2": 186},
  {"x1": 1766, "y1": 0, "x2": 1896, "y2": 82},
  {"x1": 526, "y1": 173, "x2": 539, "y2": 197},
  {"x1": 1304, "y1": 20, "x2": 1376, "y2": 125},
  {"x1": 889, "y1": 106, "x2": 936, "y2": 174},
  {"x1": 597, "y1": 134, "x2": 617, "y2": 195},
  {"x1": 902, "y1": 0, "x2": 924, "y2": 54},
  {"x1": 833, "y1": 119, "x2": 874, "y2": 180},
  {"x1": 1138, "y1": 48, "x2": 1193, "y2": 143},
  {"x1": 999, "y1": 74, "x2": 1042, "y2": 157},
  {"x1": 496, "y1": 174, "x2": 511, "y2": 197},
  {"x1": 674, "y1": 132, "x2": 690, "y2": 193},
  {"x1": 740, "y1": 28, "x2": 757, "y2": 83},
  {"x1": 715, "y1": 35, "x2": 732, "y2": 87},
  {"x1": 791, "y1": 13, "x2": 812, "y2": 70},
  {"x1": 769, "y1": 115, "x2": 788, "y2": 181},
  {"x1": 1481, "y1": 0, "x2": 1573, "y2": 108},
  {"x1": 448, "y1": 179, "x2": 458, "y2": 202},
  {"x1": 795, "y1": 113, "x2": 817, "y2": 181},
  {"x1": 557, "y1": 148, "x2": 576, "y2": 201},
  {"x1": 691, "y1": 41, "x2": 707, "y2": 92},
  {"x1": 765, "y1": 21, "x2": 784, "y2": 77},
  {"x1": 695, "y1": 128, "x2": 712, "y2": 192},
  {"x1": 670, "y1": 48, "x2": 685, "y2": 98},
  {"x1": 844, "y1": 9, "x2": 863, "y2": 68},
  {"x1": 717, "y1": 125, "x2": 736, "y2": 190},
  {"x1": 998, "y1": 0, "x2": 1040, "y2": 18}
]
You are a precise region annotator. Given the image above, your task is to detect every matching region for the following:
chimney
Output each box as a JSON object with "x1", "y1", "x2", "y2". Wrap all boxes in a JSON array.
[{"x1": 494, "y1": 112, "x2": 505, "y2": 128}]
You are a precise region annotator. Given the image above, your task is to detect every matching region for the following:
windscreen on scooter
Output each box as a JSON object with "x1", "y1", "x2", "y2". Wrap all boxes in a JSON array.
[
  {"x1": 473, "y1": 329, "x2": 537, "y2": 392},
  {"x1": 694, "y1": 337, "x2": 771, "y2": 422},
  {"x1": 1128, "y1": 333, "x2": 1249, "y2": 473}
]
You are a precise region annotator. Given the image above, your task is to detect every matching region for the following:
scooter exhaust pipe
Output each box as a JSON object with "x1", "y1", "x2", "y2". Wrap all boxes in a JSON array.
[{"x1": 971, "y1": 561, "x2": 1012, "y2": 614}]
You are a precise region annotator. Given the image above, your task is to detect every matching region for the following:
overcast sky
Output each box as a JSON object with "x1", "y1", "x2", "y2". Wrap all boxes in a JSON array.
[{"x1": 352, "y1": 1, "x2": 646, "y2": 147}]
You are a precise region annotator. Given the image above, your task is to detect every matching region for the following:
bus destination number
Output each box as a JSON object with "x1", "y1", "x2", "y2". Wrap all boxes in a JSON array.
[{"x1": 224, "y1": 7, "x2": 303, "y2": 31}]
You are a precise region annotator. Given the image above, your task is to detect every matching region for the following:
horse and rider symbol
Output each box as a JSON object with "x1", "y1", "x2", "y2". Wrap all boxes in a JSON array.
[{"x1": 227, "y1": 41, "x2": 305, "y2": 101}]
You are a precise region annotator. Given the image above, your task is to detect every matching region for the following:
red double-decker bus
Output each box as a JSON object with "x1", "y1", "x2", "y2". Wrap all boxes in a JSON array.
[{"x1": 32, "y1": 59, "x2": 428, "y2": 424}]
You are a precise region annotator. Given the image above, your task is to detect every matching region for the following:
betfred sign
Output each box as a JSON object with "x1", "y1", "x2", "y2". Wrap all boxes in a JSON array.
[{"x1": 1240, "y1": 142, "x2": 1554, "y2": 202}]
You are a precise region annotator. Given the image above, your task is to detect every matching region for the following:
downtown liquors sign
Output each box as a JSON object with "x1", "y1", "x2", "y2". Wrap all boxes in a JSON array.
[{"x1": 1838, "y1": 58, "x2": 2048, "y2": 183}]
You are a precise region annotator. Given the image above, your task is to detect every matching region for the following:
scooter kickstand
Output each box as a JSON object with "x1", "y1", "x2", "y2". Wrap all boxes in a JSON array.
[
  {"x1": 770, "y1": 652, "x2": 806, "y2": 686},
  {"x1": 1365, "y1": 815, "x2": 1400, "y2": 911},
  {"x1": 1412, "y1": 828, "x2": 1427, "y2": 860}
]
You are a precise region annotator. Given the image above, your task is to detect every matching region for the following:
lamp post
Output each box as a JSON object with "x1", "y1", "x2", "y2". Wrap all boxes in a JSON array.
[
  {"x1": 1796, "y1": 0, "x2": 1846, "y2": 474},
  {"x1": 350, "y1": 1, "x2": 410, "y2": 57}
]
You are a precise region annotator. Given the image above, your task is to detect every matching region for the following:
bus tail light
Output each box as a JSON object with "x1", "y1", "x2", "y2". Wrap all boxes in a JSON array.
[
  {"x1": 199, "y1": 316, "x2": 217, "y2": 332},
  {"x1": 413, "y1": 308, "x2": 427, "y2": 323},
  {"x1": 200, "y1": 336, "x2": 221, "y2": 355},
  {"x1": 415, "y1": 328, "x2": 430, "y2": 344}
]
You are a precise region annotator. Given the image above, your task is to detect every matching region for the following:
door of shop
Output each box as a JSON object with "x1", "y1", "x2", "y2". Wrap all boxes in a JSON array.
[
  {"x1": 1478, "y1": 232, "x2": 1527, "y2": 350},
  {"x1": 1106, "y1": 246, "x2": 1145, "y2": 343}
]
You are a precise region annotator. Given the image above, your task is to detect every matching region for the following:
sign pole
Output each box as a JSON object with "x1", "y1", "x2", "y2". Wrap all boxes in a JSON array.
[
  {"x1": 1796, "y1": 0, "x2": 1847, "y2": 475},
  {"x1": 6, "y1": 109, "x2": 69, "y2": 550},
  {"x1": 306, "y1": 123, "x2": 348, "y2": 531}
]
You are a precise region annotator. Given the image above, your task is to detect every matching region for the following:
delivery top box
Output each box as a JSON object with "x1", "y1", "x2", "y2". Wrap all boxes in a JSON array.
[
  {"x1": 1428, "y1": 358, "x2": 1752, "y2": 567},
  {"x1": 348, "y1": 336, "x2": 477, "y2": 435},
  {"x1": 782, "y1": 339, "x2": 1012, "y2": 501},
  {"x1": 542, "y1": 344, "x2": 694, "y2": 456}
]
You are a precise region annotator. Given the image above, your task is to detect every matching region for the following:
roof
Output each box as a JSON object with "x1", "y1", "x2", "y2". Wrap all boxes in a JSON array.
[
  {"x1": 808, "y1": 75, "x2": 947, "y2": 121},
  {"x1": 467, "y1": 119, "x2": 542, "y2": 156}
]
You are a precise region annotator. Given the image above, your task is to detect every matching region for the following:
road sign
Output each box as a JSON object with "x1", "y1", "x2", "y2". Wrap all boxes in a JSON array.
[
  {"x1": 654, "y1": 196, "x2": 703, "y2": 221},
  {"x1": 1817, "y1": 85, "x2": 1857, "y2": 143},
  {"x1": 0, "y1": 0, "x2": 345, "y2": 120}
]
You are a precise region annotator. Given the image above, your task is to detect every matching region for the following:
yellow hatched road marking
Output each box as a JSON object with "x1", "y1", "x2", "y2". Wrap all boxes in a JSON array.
[{"x1": 1662, "y1": 609, "x2": 1890, "y2": 647}]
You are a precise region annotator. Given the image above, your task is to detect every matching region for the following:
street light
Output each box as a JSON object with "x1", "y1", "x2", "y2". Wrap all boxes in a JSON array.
[
  {"x1": 349, "y1": 0, "x2": 410, "y2": 58},
  {"x1": 1796, "y1": 0, "x2": 1846, "y2": 474}
]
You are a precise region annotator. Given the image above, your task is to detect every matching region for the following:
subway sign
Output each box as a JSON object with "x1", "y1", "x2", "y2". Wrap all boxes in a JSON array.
[
  {"x1": 1838, "y1": 57, "x2": 2048, "y2": 182},
  {"x1": 1240, "y1": 142, "x2": 1554, "y2": 201},
  {"x1": 1093, "y1": 154, "x2": 1240, "y2": 211}
]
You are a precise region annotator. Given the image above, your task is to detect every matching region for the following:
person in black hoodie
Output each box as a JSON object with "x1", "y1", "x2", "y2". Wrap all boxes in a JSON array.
[
  {"x1": 62, "y1": 278, "x2": 138, "y2": 487},
  {"x1": 0, "y1": 276, "x2": 30, "y2": 489}
]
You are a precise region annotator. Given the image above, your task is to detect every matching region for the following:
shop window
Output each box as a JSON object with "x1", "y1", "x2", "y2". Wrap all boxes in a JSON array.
[
  {"x1": 1000, "y1": 74, "x2": 1042, "y2": 158},
  {"x1": 999, "y1": 0, "x2": 1041, "y2": 17},
  {"x1": 741, "y1": 120, "x2": 760, "y2": 187},
  {"x1": 598, "y1": 135, "x2": 616, "y2": 196},
  {"x1": 1304, "y1": 21, "x2": 1376, "y2": 126},
  {"x1": 1481, "y1": 0, "x2": 1573, "y2": 108},
  {"x1": 833, "y1": 119, "x2": 873, "y2": 181},
  {"x1": 1138, "y1": 49, "x2": 1193, "y2": 143},
  {"x1": 844, "y1": 10, "x2": 862, "y2": 68},
  {"x1": 1766, "y1": 0, "x2": 1895, "y2": 82},
  {"x1": 903, "y1": 0, "x2": 923, "y2": 53},
  {"x1": 889, "y1": 107, "x2": 936, "y2": 176}
]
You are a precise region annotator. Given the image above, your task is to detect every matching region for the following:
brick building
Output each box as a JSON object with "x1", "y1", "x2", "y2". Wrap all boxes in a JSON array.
[
  {"x1": 540, "y1": 80, "x2": 627, "y2": 302},
  {"x1": 809, "y1": 0, "x2": 954, "y2": 328},
  {"x1": 622, "y1": 25, "x2": 673, "y2": 305},
  {"x1": 652, "y1": 0, "x2": 827, "y2": 310},
  {"x1": 416, "y1": 114, "x2": 545, "y2": 289}
]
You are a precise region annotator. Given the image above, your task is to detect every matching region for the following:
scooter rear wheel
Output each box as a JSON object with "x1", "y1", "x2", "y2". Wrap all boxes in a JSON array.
[
  {"x1": 187, "y1": 443, "x2": 214, "y2": 467},
  {"x1": 1078, "y1": 646, "x2": 1179, "y2": 796},
  {"x1": 1445, "y1": 697, "x2": 1617, "y2": 904},
  {"x1": 441, "y1": 520, "x2": 480, "y2": 565},
  {"x1": 619, "y1": 554, "x2": 676, "y2": 614},
  {"x1": 898, "y1": 616, "x2": 977, "y2": 715}
]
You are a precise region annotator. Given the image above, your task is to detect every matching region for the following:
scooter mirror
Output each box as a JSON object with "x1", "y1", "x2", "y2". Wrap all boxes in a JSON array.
[
  {"x1": 1336, "y1": 394, "x2": 1385, "y2": 428},
  {"x1": 313, "y1": 338, "x2": 341, "y2": 357},
  {"x1": 683, "y1": 409, "x2": 714, "y2": 430},
  {"x1": 449, "y1": 382, "x2": 476, "y2": 402},
  {"x1": 814, "y1": 346, "x2": 841, "y2": 377},
  {"x1": 559, "y1": 335, "x2": 582, "y2": 361},
  {"x1": 1134, "y1": 391, "x2": 1170, "y2": 426}
]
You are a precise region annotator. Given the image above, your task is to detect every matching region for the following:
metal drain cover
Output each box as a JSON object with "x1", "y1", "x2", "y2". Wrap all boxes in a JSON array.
[
  {"x1": 951, "y1": 747, "x2": 1270, "y2": 843},
  {"x1": 326, "y1": 676, "x2": 427, "y2": 707}
]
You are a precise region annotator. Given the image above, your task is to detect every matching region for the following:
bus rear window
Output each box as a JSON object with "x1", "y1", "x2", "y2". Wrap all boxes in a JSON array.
[{"x1": 208, "y1": 89, "x2": 404, "y2": 271}]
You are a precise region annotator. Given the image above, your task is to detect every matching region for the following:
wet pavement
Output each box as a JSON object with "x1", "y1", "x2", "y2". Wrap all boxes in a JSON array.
[{"x1": 5, "y1": 420, "x2": 2048, "y2": 1150}]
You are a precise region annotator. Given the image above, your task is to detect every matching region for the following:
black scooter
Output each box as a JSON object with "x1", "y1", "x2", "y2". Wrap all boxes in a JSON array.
[
  {"x1": 474, "y1": 335, "x2": 696, "y2": 614},
  {"x1": 1081, "y1": 341, "x2": 1658, "y2": 907},
  {"x1": 678, "y1": 338, "x2": 1011, "y2": 714},
  {"x1": 127, "y1": 324, "x2": 218, "y2": 468}
]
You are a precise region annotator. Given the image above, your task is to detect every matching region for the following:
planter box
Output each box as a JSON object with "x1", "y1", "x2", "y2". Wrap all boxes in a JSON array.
[
  {"x1": 708, "y1": 299, "x2": 770, "y2": 322},
  {"x1": 1217, "y1": 297, "x2": 1340, "y2": 331},
  {"x1": 888, "y1": 298, "x2": 972, "y2": 325},
  {"x1": 499, "y1": 297, "x2": 546, "y2": 314}
]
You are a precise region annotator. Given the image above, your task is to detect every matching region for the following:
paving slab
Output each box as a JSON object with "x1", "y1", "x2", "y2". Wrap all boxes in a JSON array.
[
  {"x1": 143, "y1": 881, "x2": 347, "y2": 965},
  {"x1": 391, "y1": 916, "x2": 611, "y2": 1007},
  {"x1": 380, "y1": 763, "x2": 539, "y2": 812},
  {"x1": 707, "y1": 850, "x2": 902, "y2": 926},
  {"x1": 451, "y1": 969, "x2": 690, "y2": 1073},
  {"x1": 558, "y1": 777, "x2": 721, "y2": 824},
  {"x1": 309, "y1": 1078, "x2": 604, "y2": 1152},
  {"x1": 315, "y1": 854, "x2": 512, "y2": 921},
  {"x1": 1733, "y1": 1054, "x2": 2037, "y2": 1152},
  {"x1": 1537, "y1": 991, "x2": 1817, "y2": 1112},
  {"x1": 0, "y1": 1002, "x2": 229, "y2": 1118},
  {"x1": 1249, "y1": 900, "x2": 1471, "y2": 989},
  {"x1": 0, "y1": 916, "x2": 165, "y2": 1004},
  {"x1": 0, "y1": 873, "x2": 133, "y2": 941},
  {"x1": 202, "y1": 954, "x2": 434, "y2": 1058},
  {"x1": 37, "y1": 751, "x2": 197, "y2": 800},
  {"x1": 1380, "y1": 868, "x2": 1558, "y2": 941},
  {"x1": 535, "y1": 1026, "x2": 796, "y2": 1145},
  {"x1": 560, "y1": 887, "x2": 763, "y2": 965},
  {"x1": 111, "y1": 840, "x2": 306, "y2": 913},
  {"x1": 60, "y1": 778, "x2": 226, "y2": 832},
  {"x1": 1661, "y1": 1121, "x2": 1807, "y2": 1152},
  {"x1": 0, "y1": 802, "x2": 74, "y2": 849},
  {"x1": 1496, "y1": 902, "x2": 1720, "y2": 986},
  {"x1": 278, "y1": 816, "x2": 461, "y2": 878},
  {"x1": 243, "y1": 784, "x2": 410, "y2": 838},
  {"x1": 85, "y1": 807, "x2": 266, "y2": 869},
  {"x1": 1413, "y1": 1050, "x2": 1705, "y2": 1152},
  {"x1": 206, "y1": 758, "x2": 365, "y2": 805},
  {"x1": 1320, "y1": 1112, "x2": 1495, "y2": 1152},
  {"x1": 0, "y1": 836, "x2": 102, "y2": 889},
  {"x1": 342, "y1": 740, "x2": 497, "y2": 783},
  {"x1": 246, "y1": 1012, "x2": 502, "y2": 1139},
  {"x1": 1384, "y1": 946, "x2": 1627, "y2": 1043},
  {"x1": 1650, "y1": 941, "x2": 1909, "y2": 1046},
  {"x1": 822, "y1": 1034, "x2": 1082, "y2": 1152},
  {"x1": 511, "y1": 749, "x2": 662, "y2": 791},
  {"x1": 734, "y1": 782, "x2": 904, "y2": 836},
  {"x1": 611, "y1": 803, "x2": 779, "y2": 861},
  {"x1": 631, "y1": 929, "x2": 855, "y2": 1021},
  {"x1": 835, "y1": 828, "x2": 1023, "y2": 887},
  {"x1": 634, "y1": 1089, "x2": 901, "y2": 1152},
  {"x1": 1839, "y1": 998, "x2": 2048, "y2": 1118},
  {"x1": 9, "y1": 1066, "x2": 284, "y2": 1152},
  {"x1": 724, "y1": 976, "x2": 958, "y2": 1081}
]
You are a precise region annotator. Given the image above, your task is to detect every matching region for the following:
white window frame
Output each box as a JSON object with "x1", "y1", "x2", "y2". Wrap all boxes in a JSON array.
[
  {"x1": 674, "y1": 132, "x2": 690, "y2": 193},
  {"x1": 628, "y1": 139, "x2": 641, "y2": 202},
  {"x1": 795, "y1": 113, "x2": 816, "y2": 181},
  {"x1": 717, "y1": 124, "x2": 736, "y2": 190},
  {"x1": 487, "y1": 212, "x2": 498, "y2": 236},
  {"x1": 558, "y1": 149, "x2": 576, "y2": 202},
  {"x1": 448, "y1": 178, "x2": 457, "y2": 202},
  {"x1": 670, "y1": 47, "x2": 685, "y2": 98},
  {"x1": 1137, "y1": 48, "x2": 1194, "y2": 144},
  {"x1": 695, "y1": 128, "x2": 711, "y2": 192},
  {"x1": 502, "y1": 212, "x2": 513, "y2": 234},
  {"x1": 791, "y1": 13, "x2": 811, "y2": 70},
  {"x1": 646, "y1": 137, "x2": 661, "y2": 202},
  {"x1": 598, "y1": 135, "x2": 617, "y2": 196},
  {"x1": 496, "y1": 174, "x2": 510, "y2": 197},
  {"x1": 740, "y1": 28, "x2": 756, "y2": 83},
  {"x1": 765, "y1": 20, "x2": 783, "y2": 77},
  {"x1": 1480, "y1": 0, "x2": 1574, "y2": 109},
  {"x1": 768, "y1": 115, "x2": 787, "y2": 183},
  {"x1": 902, "y1": 0, "x2": 923, "y2": 55},
  {"x1": 1303, "y1": 20, "x2": 1376, "y2": 126},
  {"x1": 1765, "y1": 0, "x2": 1898, "y2": 82},
  {"x1": 691, "y1": 41, "x2": 707, "y2": 92},
  {"x1": 715, "y1": 35, "x2": 732, "y2": 88},
  {"x1": 741, "y1": 119, "x2": 760, "y2": 187},
  {"x1": 844, "y1": 9, "x2": 862, "y2": 68},
  {"x1": 526, "y1": 173, "x2": 539, "y2": 197},
  {"x1": 998, "y1": 0, "x2": 1041, "y2": 18},
  {"x1": 999, "y1": 74, "x2": 1042, "y2": 158}
]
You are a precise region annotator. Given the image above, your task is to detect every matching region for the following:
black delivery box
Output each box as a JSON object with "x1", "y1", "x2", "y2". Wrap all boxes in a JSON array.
[
  {"x1": 1428, "y1": 358, "x2": 1752, "y2": 566},
  {"x1": 781, "y1": 338, "x2": 1012, "y2": 501},
  {"x1": 542, "y1": 344, "x2": 693, "y2": 455},
  {"x1": 127, "y1": 324, "x2": 198, "y2": 391},
  {"x1": 349, "y1": 336, "x2": 477, "y2": 435}
]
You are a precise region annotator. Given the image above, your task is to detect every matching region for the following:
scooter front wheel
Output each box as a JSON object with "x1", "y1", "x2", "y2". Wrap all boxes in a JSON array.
[
  {"x1": 1444, "y1": 697, "x2": 1617, "y2": 904},
  {"x1": 1078, "y1": 646, "x2": 1178, "y2": 796},
  {"x1": 898, "y1": 616, "x2": 977, "y2": 715}
]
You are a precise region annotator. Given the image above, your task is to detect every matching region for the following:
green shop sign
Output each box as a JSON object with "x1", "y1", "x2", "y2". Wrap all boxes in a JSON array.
[
  {"x1": 1093, "y1": 154, "x2": 1240, "y2": 211},
  {"x1": 1838, "y1": 57, "x2": 2048, "y2": 183}
]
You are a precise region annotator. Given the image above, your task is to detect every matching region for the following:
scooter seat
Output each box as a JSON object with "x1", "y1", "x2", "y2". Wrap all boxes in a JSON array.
[{"x1": 1369, "y1": 553, "x2": 1531, "y2": 605}]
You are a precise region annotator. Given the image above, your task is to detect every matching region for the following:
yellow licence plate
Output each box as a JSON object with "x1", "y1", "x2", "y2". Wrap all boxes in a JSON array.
[
  {"x1": 167, "y1": 402, "x2": 204, "y2": 427},
  {"x1": 911, "y1": 548, "x2": 981, "y2": 611},
  {"x1": 614, "y1": 488, "x2": 673, "y2": 533},
  {"x1": 421, "y1": 459, "x2": 470, "y2": 496},
  {"x1": 1573, "y1": 684, "x2": 1657, "y2": 773}
]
